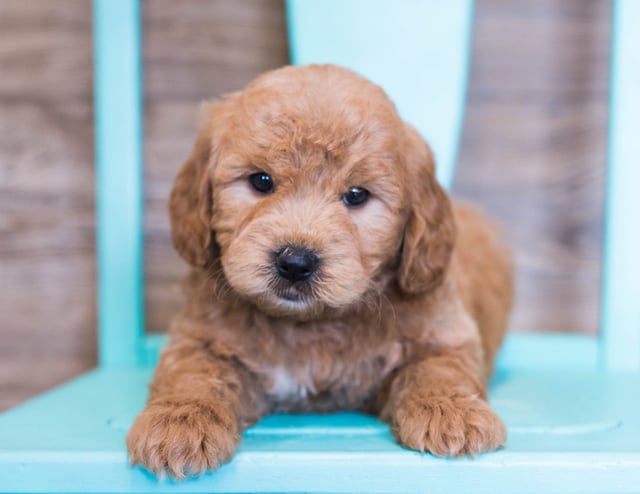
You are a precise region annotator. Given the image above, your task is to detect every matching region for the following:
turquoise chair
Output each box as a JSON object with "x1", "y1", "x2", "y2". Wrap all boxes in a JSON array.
[{"x1": 1, "y1": 1, "x2": 639, "y2": 492}]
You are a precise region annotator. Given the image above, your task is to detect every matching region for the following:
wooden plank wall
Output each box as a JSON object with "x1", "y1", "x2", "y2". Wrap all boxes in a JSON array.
[
  {"x1": 0, "y1": 0, "x2": 610, "y2": 411},
  {"x1": 0, "y1": 1, "x2": 97, "y2": 411},
  {"x1": 456, "y1": 1, "x2": 610, "y2": 334}
]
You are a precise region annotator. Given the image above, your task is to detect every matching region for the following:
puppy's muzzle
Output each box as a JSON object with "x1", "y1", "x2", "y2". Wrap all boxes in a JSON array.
[{"x1": 274, "y1": 246, "x2": 319, "y2": 283}]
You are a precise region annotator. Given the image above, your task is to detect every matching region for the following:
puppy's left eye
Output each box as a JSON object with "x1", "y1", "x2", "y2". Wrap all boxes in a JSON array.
[
  {"x1": 249, "y1": 172, "x2": 274, "y2": 193},
  {"x1": 342, "y1": 187, "x2": 370, "y2": 207}
]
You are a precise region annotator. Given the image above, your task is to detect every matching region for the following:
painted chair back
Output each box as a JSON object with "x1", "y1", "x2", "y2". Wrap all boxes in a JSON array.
[
  {"x1": 600, "y1": 0, "x2": 640, "y2": 371},
  {"x1": 94, "y1": 0, "x2": 144, "y2": 368},
  {"x1": 93, "y1": 0, "x2": 640, "y2": 373}
]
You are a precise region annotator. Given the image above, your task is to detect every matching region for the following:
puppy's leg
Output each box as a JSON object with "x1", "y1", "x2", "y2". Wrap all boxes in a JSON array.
[
  {"x1": 380, "y1": 339, "x2": 506, "y2": 457},
  {"x1": 126, "y1": 336, "x2": 266, "y2": 478}
]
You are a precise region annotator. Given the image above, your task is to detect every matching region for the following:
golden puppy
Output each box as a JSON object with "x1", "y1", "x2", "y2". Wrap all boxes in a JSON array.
[{"x1": 127, "y1": 64, "x2": 513, "y2": 479}]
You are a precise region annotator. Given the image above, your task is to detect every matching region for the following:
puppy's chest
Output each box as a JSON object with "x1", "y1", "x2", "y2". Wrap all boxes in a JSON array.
[
  {"x1": 260, "y1": 342, "x2": 405, "y2": 412},
  {"x1": 265, "y1": 365, "x2": 316, "y2": 401}
]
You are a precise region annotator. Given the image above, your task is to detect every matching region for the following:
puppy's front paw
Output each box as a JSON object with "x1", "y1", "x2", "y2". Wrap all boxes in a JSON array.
[
  {"x1": 126, "y1": 401, "x2": 240, "y2": 479},
  {"x1": 391, "y1": 394, "x2": 506, "y2": 457}
]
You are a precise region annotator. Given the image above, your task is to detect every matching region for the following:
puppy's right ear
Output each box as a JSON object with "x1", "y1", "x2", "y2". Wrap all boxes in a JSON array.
[
  {"x1": 397, "y1": 124, "x2": 456, "y2": 294},
  {"x1": 169, "y1": 101, "x2": 229, "y2": 267}
]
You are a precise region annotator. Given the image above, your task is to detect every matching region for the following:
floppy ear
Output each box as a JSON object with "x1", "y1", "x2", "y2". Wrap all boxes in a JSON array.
[
  {"x1": 169, "y1": 102, "x2": 227, "y2": 267},
  {"x1": 397, "y1": 124, "x2": 456, "y2": 294}
]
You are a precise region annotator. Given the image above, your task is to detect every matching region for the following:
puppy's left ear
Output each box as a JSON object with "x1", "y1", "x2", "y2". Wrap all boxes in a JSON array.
[
  {"x1": 397, "y1": 124, "x2": 456, "y2": 295},
  {"x1": 169, "y1": 100, "x2": 231, "y2": 268}
]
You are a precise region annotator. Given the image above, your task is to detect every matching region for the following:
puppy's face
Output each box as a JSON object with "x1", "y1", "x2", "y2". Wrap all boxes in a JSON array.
[{"x1": 170, "y1": 65, "x2": 455, "y2": 319}]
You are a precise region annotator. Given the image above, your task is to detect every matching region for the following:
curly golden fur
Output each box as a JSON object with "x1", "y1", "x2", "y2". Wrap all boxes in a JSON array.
[{"x1": 126, "y1": 64, "x2": 514, "y2": 479}]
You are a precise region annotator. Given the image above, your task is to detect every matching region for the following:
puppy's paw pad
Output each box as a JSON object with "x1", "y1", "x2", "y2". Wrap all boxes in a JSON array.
[
  {"x1": 126, "y1": 401, "x2": 239, "y2": 479},
  {"x1": 393, "y1": 394, "x2": 506, "y2": 457}
]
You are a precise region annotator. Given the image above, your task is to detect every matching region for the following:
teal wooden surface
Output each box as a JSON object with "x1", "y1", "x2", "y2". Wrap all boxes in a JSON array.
[
  {"x1": 600, "y1": 0, "x2": 640, "y2": 372},
  {"x1": 286, "y1": 0, "x2": 473, "y2": 190},
  {"x1": 495, "y1": 333, "x2": 599, "y2": 371},
  {"x1": 94, "y1": 0, "x2": 145, "y2": 368},
  {"x1": 1, "y1": 333, "x2": 640, "y2": 493}
]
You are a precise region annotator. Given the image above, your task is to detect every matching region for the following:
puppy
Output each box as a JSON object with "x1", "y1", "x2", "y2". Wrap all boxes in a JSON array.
[{"x1": 127, "y1": 64, "x2": 513, "y2": 479}]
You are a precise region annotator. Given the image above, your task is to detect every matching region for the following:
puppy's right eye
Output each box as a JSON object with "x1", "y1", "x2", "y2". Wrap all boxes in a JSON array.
[
  {"x1": 342, "y1": 186, "x2": 370, "y2": 207},
  {"x1": 249, "y1": 172, "x2": 274, "y2": 193}
]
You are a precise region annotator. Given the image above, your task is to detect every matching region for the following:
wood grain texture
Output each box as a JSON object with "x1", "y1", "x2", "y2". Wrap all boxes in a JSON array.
[
  {"x1": 455, "y1": 0, "x2": 610, "y2": 334},
  {"x1": 0, "y1": 0, "x2": 610, "y2": 411},
  {"x1": 0, "y1": 0, "x2": 96, "y2": 412}
]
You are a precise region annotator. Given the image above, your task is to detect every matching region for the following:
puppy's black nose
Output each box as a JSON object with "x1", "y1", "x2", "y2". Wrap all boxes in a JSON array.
[{"x1": 275, "y1": 246, "x2": 319, "y2": 283}]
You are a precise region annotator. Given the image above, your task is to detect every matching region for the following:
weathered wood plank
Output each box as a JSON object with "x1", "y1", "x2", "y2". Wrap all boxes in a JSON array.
[
  {"x1": 0, "y1": 0, "x2": 96, "y2": 411},
  {"x1": 455, "y1": 0, "x2": 610, "y2": 334}
]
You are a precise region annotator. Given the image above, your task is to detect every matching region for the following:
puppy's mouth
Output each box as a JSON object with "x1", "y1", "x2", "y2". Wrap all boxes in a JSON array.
[
  {"x1": 271, "y1": 279, "x2": 315, "y2": 305},
  {"x1": 279, "y1": 290, "x2": 303, "y2": 302}
]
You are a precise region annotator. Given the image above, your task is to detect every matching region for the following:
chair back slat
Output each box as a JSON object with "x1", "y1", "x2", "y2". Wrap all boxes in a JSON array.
[
  {"x1": 93, "y1": 0, "x2": 144, "y2": 367},
  {"x1": 600, "y1": 0, "x2": 640, "y2": 371},
  {"x1": 286, "y1": 0, "x2": 473, "y2": 190}
]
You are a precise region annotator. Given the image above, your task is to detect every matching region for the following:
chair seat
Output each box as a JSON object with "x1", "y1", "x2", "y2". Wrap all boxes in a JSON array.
[{"x1": 1, "y1": 333, "x2": 639, "y2": 494}]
